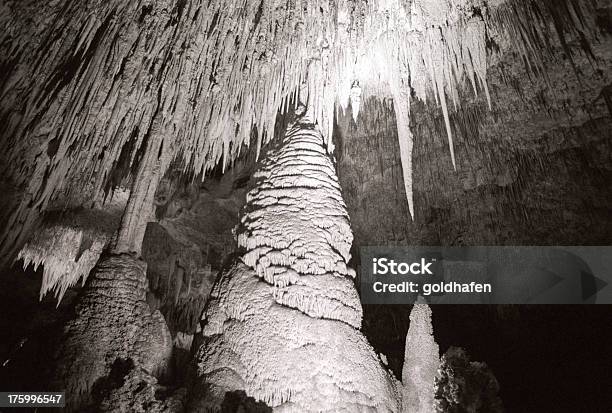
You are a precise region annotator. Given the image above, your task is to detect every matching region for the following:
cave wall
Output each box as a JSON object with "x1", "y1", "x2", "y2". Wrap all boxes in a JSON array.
[
  {"x1": 142, "y1": 160, "x2": 254, "y2": 335},
  {"x1": 335, "y1": 4, "x2": 612, "y2": 249}
]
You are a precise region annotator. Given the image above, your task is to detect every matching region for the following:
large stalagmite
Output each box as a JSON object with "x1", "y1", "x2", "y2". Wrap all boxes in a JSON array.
[
  {"x1": 190, "y1": 117, "x2": 400, "y2": 411},
  {"x1": 52, "y1": 254, "x2": 173, "y2": 411}
]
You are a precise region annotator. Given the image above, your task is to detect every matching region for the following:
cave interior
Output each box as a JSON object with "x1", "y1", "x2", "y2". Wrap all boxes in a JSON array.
[{"x1": 1, "y1": 0, "x2": 612, "y2": 412}]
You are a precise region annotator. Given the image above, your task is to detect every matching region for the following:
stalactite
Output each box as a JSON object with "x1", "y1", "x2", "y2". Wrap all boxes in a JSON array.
[
  {"x1": 488, "y1": 0, "x2": 601, "y2": 77},
  {"x1": 1, "y1": 0, "x2": 566, "y2": 252},
  {"x1": 393, "y1": 91, "x2": 416, "y2": 220},
  {"x1": 1, "y1": 0, "x2": 603, "y2": 258},
  {"x1": 19, "y1": 225, "x2": 108, "y2": 302},
  {"x1": 0, "y1": 0, "x2": 354, "y2": 263},
  {"x1": 16, "y1": 195, "x2": 127, "y2": 302},
  {"x1": 113, "y1": 132, "x2": 171, "y2": 255},
  {"x1": 1, "y1": 2, "x2": 607, "y2": 410}
]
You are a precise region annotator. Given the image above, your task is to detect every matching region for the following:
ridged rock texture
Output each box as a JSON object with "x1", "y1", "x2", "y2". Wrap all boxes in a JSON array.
[
  {"x1": 191, "y1": 119, "x2": 400, "y2": 412},
  {"x1": 52, "y1": 254, "x2": 173, "y2": 411},
  {"x1": 237, "y1": 119, "x2": 362, "y2": 327}
]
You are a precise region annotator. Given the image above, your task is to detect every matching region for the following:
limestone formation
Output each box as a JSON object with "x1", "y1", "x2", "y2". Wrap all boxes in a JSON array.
[
  {"x1": 52, "y1": 254, "x2": 172, "y2": 411},
  {"x1": 237, "y1": 118, "x2": 362, "y2": 327},
  {"x1": 191, "y1": 119, "x2": 400, "y2": 411},
  {"x1": 17, "y1": 192, "x2": 127, "y2": 302},
  {"x1": 3, "y1": 0, "x2": 598, "y2": 261},
  {"x1": 0, "y1": 1, "x2": 609, "y2": 412},
  {"x1": 402, "y1": 298, "x2": 440, "y2": 413}
]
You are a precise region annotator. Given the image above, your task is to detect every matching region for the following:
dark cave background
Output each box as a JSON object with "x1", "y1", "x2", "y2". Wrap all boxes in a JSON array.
[
  {"x1": 332, "y1": 25, "x2": 612, "y2": 410},
  {"x1": 2, "y1": 3, "x2": 612, "y2": 412}
]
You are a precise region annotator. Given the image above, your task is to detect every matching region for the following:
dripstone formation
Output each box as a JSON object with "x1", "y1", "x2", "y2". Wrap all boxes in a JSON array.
[{"x1": 0, "y1": 0, "x2": 610, "y2": 412}]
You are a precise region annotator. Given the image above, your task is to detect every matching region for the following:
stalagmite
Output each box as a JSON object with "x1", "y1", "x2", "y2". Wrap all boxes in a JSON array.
[
  {"x1": 1, "y1": 0, "x2": 605, "y2": 410},
  {"x1": 402, "y1": 298, "x2": 440, "y2": 413},
  {"x1": 191, "y1": 117, "x2": 400, "y2": 411},
  {"x1": 50, "y1": 84, "x2": 176, "y2": 412},
  {"x1": 237, "y1": 113, "x2": 362, "y2": 326},
  {"x1": 52, "y1": 255, "x2": 172, "y2": 411}
]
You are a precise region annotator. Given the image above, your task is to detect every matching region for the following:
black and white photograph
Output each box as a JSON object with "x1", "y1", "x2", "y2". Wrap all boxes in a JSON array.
[{"x1": 0, "y1": 0, "x2": 611, "y2": 412}]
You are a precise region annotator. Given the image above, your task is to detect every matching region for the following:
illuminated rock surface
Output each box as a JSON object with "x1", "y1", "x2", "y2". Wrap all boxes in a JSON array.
[
  {"x1": 402, "y1": 299, "x2": 439, "y2": 413},
  {"x1": 52, "y1": 254, "x2": 172, "y2": 411},
  {"x1": 192, "y1": 120, "x2": 399, "y2": 412},
  {"x1": 0, "y1": 0, "x2": 610, "y2": 412}
]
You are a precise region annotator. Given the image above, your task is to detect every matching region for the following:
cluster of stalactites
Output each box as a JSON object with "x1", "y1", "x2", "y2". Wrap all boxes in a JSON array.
[
  {"x1": 330, "y1": 0, "x2": 496, "y2": 219},
  {"x1": 0, "y1": 0, "x2": 366, "y2": 202},
  {"x1": 18, "y1": 224, "x2": 110, "y2": 303},
  {"x1": 14, "y1": 192, "x2": 127, "y2": 302},
  {"x1": 0, "y1": 0, "x2": 493, "y2": 240},
  {"x1": 0, "y1": 0, "x2": 361, "y2": 260},
  {"x1": 0, "y1": 0, "x2": 491, "y2": 190},
  {"x1": 333, "y1": 0, "x2": 599, "y2": 219},
  {"x1": 1, "y1": 0, "x2": 594, "y2": 234},
  {"x1": 236, "y1": 119, "x2": 363, "y2": 328}
]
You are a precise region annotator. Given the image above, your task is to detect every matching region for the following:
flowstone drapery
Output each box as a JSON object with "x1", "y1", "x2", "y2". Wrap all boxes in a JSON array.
[{"x1": 190, "y1": 118, "x2": 400, "y2": 411}]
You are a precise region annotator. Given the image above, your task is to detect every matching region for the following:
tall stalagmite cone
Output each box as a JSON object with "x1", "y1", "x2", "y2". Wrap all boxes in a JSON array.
[
  {"x1": 402, "y1": 297, "x2": 440, "y2": 413},
  {"x1": 189, "y1": 118, "x2": 400, "y2": 411}
]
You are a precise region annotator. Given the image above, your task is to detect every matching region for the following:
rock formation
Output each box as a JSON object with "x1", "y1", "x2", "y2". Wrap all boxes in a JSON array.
[
  {"x1": 402, "y1": 298, "x2": 440, "y2": 413},
  {"x1": 2, "y1": 0, "x2": 581, "y2": 259},
  {"x1": 52, "y1": 254, "x2": 173, "y2": 411},
  {"x1": 190, "y1": 117, "x2": 400, "y2": 411},
  {"x1": 0, "y1": 0, "x2": 610, "y2": 412}
]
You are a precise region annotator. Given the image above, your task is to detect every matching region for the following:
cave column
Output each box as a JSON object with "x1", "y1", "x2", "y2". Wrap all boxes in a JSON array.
[
  {"x1": 113, "y1": 126, "x2": 171, "y2": 255},
  {"x1": 190, "y1": 116, "x2": 400, "y2": 411},
  {"x1": 52, "y1": 128, "x2": 174, "y2": 411}
]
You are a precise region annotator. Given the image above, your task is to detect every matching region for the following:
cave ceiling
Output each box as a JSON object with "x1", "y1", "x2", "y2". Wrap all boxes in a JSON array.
[{"x1": 0, "y1": 0, "x2": 610, "y2": 262}]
